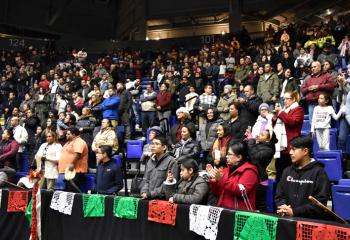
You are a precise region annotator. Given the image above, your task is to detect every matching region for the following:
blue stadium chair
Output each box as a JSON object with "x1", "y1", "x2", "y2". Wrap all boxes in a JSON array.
[
  {"x1": 81, "y1": 173, "x2": 96, "y2": 193},
  {"x1": 54, "y1": 174, "x2": 66, "y2": 190},
  {"x1": 302, "y1": 120, "x2": 311, "y2": 132},
  {"x1": 338, "y1": 179, "x2": 350, "y2": 186},
  {"x1": 313, "y1": 128, "x2": 337, "y2": 153},
  {"x1": 112, "y1": 154, "x2": 122, "y2": 168},
  {"x1": 126, "y1": 140, "x2": 144, "y2": 160},
  {"x1": 20, "y1": 153, "x2": 30, "y2": 173},
  {"x1": 304, "y1": 114, "x2": 309, "y2": 120},
  {"x1": 170, "y1": 115, "x2": 177, "y2": 128},
  {"x1": 346, "y1": 135, "x2": 350, "y2": 155},
  {"x1": 314, "y1": 150, "x2": 343, "y2": 181},
  {"x1": 14, "y1": 172, "x2": 28, "y2": 184},
  {"x1": 146, "y1": 128, "x2": 151, "y2": 144},
  {"x1": 332, "y1": 184, "x2": 350, "y2": 220},
  {"x1": 266, "y1": 179, "x2": 276, "y2": 213}
]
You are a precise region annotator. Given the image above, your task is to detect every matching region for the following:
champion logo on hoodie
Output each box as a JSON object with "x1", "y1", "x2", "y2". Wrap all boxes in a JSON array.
[{"x1": 286, "y1": 176, "x2": 314, "y2": 185}]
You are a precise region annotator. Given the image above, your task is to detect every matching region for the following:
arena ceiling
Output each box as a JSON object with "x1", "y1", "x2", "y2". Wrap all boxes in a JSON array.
[{"x1": 0, "y1": 0, "x2": 348, "y2": 41}]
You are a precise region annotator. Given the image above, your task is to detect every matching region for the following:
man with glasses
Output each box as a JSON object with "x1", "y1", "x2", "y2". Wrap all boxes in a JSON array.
[
  {"x1": 140, "y1": 136, "x2": 178, "y2": 199},
  {"x1": 301, "y1": 61, "x2": 335, "y2": 121},
  {"x1": 237, "y1": 84, "x2": 262, "y2": 129}
]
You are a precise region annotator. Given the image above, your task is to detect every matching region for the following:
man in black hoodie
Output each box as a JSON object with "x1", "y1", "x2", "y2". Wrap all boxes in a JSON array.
[{"x1": 275, "y1": 136, "x2": 330, "y2": 219}]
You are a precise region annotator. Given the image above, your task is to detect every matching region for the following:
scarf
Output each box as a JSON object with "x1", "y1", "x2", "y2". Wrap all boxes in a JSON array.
[{"x1": 274, "y1": 102, "x2": 299, "y2": 158}]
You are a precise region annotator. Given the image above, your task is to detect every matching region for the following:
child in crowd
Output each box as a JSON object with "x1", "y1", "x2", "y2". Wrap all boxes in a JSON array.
[
  {"x1": 164, "y1": 159, "x2": 209, "y2": 204},
  {"x1": 311, "y1": 92, "x2": 345, "y2": 150}
]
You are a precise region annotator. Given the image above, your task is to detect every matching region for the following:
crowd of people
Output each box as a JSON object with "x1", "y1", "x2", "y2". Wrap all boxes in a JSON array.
[{"x1": 0, "y1": 16, "x2": 349, "y2": 220}]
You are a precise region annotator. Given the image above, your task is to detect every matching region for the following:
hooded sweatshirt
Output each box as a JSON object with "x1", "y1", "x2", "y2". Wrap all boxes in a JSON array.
[{"x1": 275, "y1": 160, "x2": 330, "y2": 219}]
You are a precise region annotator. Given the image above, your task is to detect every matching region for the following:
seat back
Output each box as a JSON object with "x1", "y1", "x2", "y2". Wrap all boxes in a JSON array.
[
  {"x1": 126, "y1": 140, "x2": 144, "y2": 159},
  {"x1": 332, "y1": 185, "x2": 350, "y2": 220},
  {"x1": 338, "y1": 179, "x2": 350, "y2": 186},
  {"x1": 315, "y1": 150, "x2": 342, "y2": 181},
  {"x1": 266, "y1": 179, "x2": 276, "y2": 213},
  {"x1": 302, "y1": 120, "x2": 311, "y2": 132},
  {"x1": 112, "y1": 154, "x2": 123, "y2": 168},
  {"x1": 54, "y1": 174, "x2": 66, "y2": 190},
  {"x1": 313, "y1": 128, "x2": 337, "y2": 153},
  {"x1": 81, "y1": 173, "x2": 96, "y2": 193}
]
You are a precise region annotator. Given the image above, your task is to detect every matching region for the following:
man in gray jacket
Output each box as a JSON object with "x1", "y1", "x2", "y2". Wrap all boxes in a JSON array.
[{"x1": 141, "y1": 136, "x2": 179, "y2": 199}]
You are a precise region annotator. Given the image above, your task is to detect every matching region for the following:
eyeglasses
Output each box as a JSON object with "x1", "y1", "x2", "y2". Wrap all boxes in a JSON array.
[
  {"x1": 150, "y1": 142, "x2": 162, "y2": 146},
  {"x1": 284, "y1": 97, "x2": 293, "y2": 100}
]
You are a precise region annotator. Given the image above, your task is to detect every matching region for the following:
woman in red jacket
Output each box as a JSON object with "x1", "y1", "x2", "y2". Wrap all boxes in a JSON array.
[
  {"x1": 207, "y1": 142, "x2": 259, "y2": 210},
  {"x1": 273, "y1": 91, "x2": 304, "y2": 181},
  {"x1": 155, "y1": 83, "x2": 172, "y2": 132}
]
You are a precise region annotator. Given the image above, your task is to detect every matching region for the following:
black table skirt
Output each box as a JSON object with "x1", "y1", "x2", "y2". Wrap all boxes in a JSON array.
[{"x1": 0, "y1": 190, "x2": 348, "y2": 240}]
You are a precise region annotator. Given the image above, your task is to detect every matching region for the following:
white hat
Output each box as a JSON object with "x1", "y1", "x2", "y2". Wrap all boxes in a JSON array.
[{"x1": 176, "y1": 107, "x2": 190, "y2": 119}]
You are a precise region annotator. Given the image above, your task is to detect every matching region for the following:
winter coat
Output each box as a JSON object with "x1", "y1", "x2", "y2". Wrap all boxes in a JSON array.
[
  {"x1": 199, "y1": 119, "x2": 223, "y2": 151},
  {"x1": 0, "y1": 139, "x2": 19, "y2": 169},
  {"x1": 226, "y1": 118, "x2": 245, "y2": 142},
  {"x1": 217, "y1": 95, "x2": 236, "y2": 121},
  {"x1": 257, "y1": 73, "x2": 280, "y2": 103},
  {"x1": 95, "y1": 160, "x2": 123, "y2": 194},
  {"x1": 155, "y1": 91, "x2": 172, "y2": 112},
  {"x1": 76, "y1": 115, "x2": 96, "y2": 146},
  {"x1": 273, "y1": 106, "x2": 304, "y2": 153},
  {"x1": 275, "y1": 161, "x2": 330, "y2": 219},
  {"x1": 239, "y1": 95, "x2": 263, "y2": 128},
  {"x1": 141, "y1": 153, "x2": 179, "y2": 199},
  {"x1": 140, "y1": 91, "x2": 157, "y2": 112},
  {"x1": 173, "y1": 138, "x2": 201, "y2": 163},
  {"x1": 301, "y1": 72, "x2": 335, "y2": 103},
  {"x1": 34, "y1": 94, "x2": 50, "y2": 120},
  {"x1": 117, "y1": 89, "x2": 132, "y2": 124},
  {"x1": 209, "y1": 162, "x2": 259, "y2": 210},
  {"x1": 88, "y1": 101, "x2": 102, "y2": 125},
  {"x1": 24, "y1": 116, "x2": 41, "y2": 146},
  {"x1": 164, "y1": 174, "x2": 209, "y2": 204},
  {"x1": 100, "y1": 95, "x2": 120, "y2": 120},
  {"x1": 247, "y1": 139, "x2": 275, "y2": 181}
]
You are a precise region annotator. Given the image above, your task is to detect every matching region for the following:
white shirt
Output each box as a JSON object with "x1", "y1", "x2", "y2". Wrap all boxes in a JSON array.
[
  {"x1": 311, "y1": 105, "x2": 343, "y2": 132},
  {"x1": 13, "y1": 125, "x2": 28, "y2": 153},
  {"x1": 36, "y1": 142, "x2": 62, "y2": 179}
]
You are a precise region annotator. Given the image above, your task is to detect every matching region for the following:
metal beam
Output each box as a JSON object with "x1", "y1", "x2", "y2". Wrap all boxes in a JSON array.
[{"x1": 47, "y1": 0, "x2": 72, "y2": 27}]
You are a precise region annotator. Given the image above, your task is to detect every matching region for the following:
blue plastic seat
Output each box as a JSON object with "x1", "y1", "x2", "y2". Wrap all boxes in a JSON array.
[
  {"x1": 146, "y1": 128, "x2": 151, "y2": 144},
  {"x1": 332, "y1": 184, "x2": 350, "y2": 220},
  {"x1": 313, "y1": 128, "x2": 337, "y2": 153},
  {"x1": 170, "y1": 115, "x2": 177, "y2": 128},
  {"x1": 314, "y1": 150, "x2": 343, "y2": 181},
  {"x1": 304, "y1": 114, "x2": 309, "y2": 120},
  {"x1": 126, "y1": 140, "x2": 144, "y2": 159},
  {"x1": 338, "y1": 179, "x2": 350, "y2": 186},
  {"x1": 112, "y1": 154, "x2": 123, "y2": 168},
  {"x1": 20, "y1": 153, "x2": 30, "y2": 173},
  {"x1": 81, "y1": 173, "x2": 96, "y2": 193},
  {"x1": 266, "y1": 179, "x2": 276, "y2": 213},
  {"x1": 302, "y1": 120, "x2": 311, "y2": 132},
  {"x1": 54, "y1": 174, "x2": 66, "y2": 190}
]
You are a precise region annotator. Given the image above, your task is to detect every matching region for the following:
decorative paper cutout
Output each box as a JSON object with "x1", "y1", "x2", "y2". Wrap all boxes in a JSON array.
[
  {"x1": 148, "y1": 200, "x2": 177, "y2": 226},
  {"x1": 234, "y1": 211, "x2": 278, "y2": 240},
  {"x1": 189, "y1": 204, "x2": 223, "y2": 240},
  {"x1": 82, "y1": 194, "x2": 106, "y2": 218},
  {"x1": 25, "y1": 199, "x2": 33, "y2": 225},
  {"x1": 113, "y1": 196, "x2": 139, "y2": 220},
  {"x1": 296, "y1": 221, "x2": 350, "y2": 240},
  {"x1": 50, "y1": 191, "x2": 76, "y2": 215},
  {"x1": 7, "y1": 190, "x2": 29, "y2": 212}
]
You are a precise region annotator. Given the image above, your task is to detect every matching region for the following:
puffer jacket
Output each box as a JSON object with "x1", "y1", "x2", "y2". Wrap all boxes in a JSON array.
[
  {"x1": 76, "y1": 115, "x2": 96, "y2": 146},
  {"x1": 217, "y1": 95, "x2": 236, "y2": 121},
  {"x1": 198, "y1": 119, "x2": 223, "y2": 151},
  {"x1": 164, "y1": 174, "x2": 209, "y2": 204},
  {"x1": 209, "y1": 162, "x2": 259, "y2": 210},
  {"x1": 173, "y1": 138, "x2": 201, "y2": 163},
  {"x1": 141, "y1": 153, "x2": 179, "y2": 199}
]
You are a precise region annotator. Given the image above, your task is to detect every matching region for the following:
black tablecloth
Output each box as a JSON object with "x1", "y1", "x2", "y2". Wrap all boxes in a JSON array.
[{"x1": 0, "y1": 190, "x2": 349, "y2": 240}]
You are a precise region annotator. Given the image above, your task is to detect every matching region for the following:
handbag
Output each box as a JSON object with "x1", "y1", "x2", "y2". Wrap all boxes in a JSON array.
[{"x1": 130, "y1": 172, "x2": 144, "y2": 196}]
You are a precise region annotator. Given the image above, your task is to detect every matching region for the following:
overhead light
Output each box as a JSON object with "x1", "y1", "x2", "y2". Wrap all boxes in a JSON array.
[
  {"x1": 155, "y1": 36, "x2": 160, "y2": 41},
  {"x1": 145, "y1": 37, "x2": 149, "y2": 41},
  {"x1": 221, "y1": 30, "x2": 226, "y2": 35},
  {"x1": 326, "y1": 9, "x2": 332, "y2": 15}
]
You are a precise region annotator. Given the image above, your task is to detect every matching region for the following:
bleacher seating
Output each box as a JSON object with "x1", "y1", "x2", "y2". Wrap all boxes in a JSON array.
[
  {"x1": 332, "y1": 180, "x2": 350, "y2": 220},
  {"x1": 126, "y1": 140, "x2": 144, "y2": 160},
  {"x1": 314, "y1": 150, "x2": 343, "y2": 181},
  {"x1": 266, "y1": 179, "x2": 276, "y2": 213},
  {"x1": 313, "y1": 128, "x2": 337, "y2": 153},
  {"x1": 54, "y1": 174, "x2": 66, "y2": 190},
  {"x1": 81, "y1": 173, "x2": 96, "y2": 193}
]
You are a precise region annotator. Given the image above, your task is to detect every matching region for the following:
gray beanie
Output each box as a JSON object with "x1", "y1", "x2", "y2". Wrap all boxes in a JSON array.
[{"x1": 224, "y1": 85, "x2": 233, "y2": 91}]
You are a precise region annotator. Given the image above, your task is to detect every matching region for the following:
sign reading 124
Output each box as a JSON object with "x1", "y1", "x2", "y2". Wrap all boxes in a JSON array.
[{"x1": 9, "y1": 38, "x2": 25, "y2": 47}]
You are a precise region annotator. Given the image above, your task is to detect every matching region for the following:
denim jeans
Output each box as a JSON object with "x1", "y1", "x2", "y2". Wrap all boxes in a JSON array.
[{"x1": 131, "y1": 102, "x2": 140, "y2": 125}]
